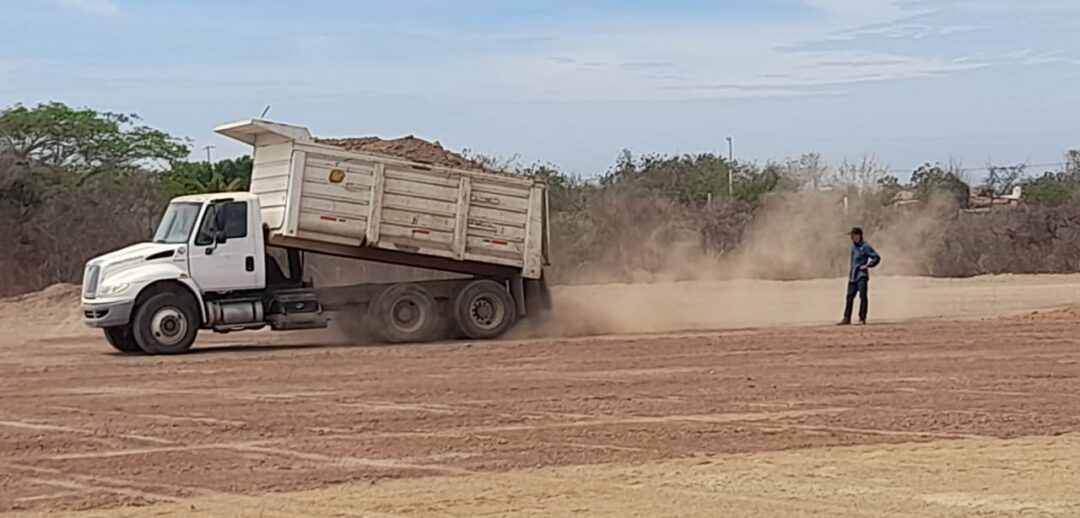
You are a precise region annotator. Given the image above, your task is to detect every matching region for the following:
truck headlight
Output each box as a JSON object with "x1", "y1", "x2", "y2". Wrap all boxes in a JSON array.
[{"x1": 99, "y1": 283, "x2": 130, "y2": 297}]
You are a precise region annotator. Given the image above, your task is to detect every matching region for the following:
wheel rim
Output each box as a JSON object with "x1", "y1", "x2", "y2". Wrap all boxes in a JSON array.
[
  {"x1": 390, "y1": 298, "x2": 425, "y2": 333},
  {"x1": 469, "y1": 295, "x2": 506, "y2": 331},
  {"x1": 150, "y1": 307, "x2": 188, "y2": 346}
]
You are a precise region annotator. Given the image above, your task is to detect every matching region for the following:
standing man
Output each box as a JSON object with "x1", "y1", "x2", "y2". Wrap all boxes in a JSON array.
[{"x1": 840, "y1": 227, "x2": 881, "y2": 325}]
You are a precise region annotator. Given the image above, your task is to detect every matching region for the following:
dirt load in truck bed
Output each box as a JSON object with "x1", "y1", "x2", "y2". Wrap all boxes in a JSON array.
[{"x1": 315, "y1": 135, "x2": 490, "y2": 172}]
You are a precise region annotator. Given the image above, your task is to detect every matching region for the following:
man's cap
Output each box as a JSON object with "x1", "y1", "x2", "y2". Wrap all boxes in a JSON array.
[{"x1": 847, "y1": 227, "x2": 863, "y2": 236}]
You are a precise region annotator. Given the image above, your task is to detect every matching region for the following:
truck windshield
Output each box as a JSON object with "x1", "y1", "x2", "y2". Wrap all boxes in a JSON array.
[{"x1": 153, "y1": 203, "x2": 202, "y2": 244}]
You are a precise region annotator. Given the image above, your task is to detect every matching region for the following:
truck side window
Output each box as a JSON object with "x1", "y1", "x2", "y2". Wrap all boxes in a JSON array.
[
  {"x1": 193, "y1": 202, "x2": 247, "y2": 246},
  {"x1": 223, "y1": 202, "x2": 248, "y2": 239}
]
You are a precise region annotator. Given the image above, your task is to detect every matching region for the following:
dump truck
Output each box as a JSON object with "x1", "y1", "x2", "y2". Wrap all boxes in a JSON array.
[{"x1": 80, "y1": 119, "x2": 551, "y2": 355}]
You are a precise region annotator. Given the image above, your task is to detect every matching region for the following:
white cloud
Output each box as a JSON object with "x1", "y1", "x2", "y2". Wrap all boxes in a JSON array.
[
  {"x1": 57, "y1": 0, "x2": 119, "y2": 16},
  {"x1": 471, "y1": 3, "x2": 987, "y2": 103},
  {"x1": 799, "y1": 0, "x2": 915, "y2": 26},
  {"x1": 830, "y1": 23, "x2": 986, "y2": 41},
  {"x1": 1006, "y1": 50, "x2": 1070, "y2": 66}
]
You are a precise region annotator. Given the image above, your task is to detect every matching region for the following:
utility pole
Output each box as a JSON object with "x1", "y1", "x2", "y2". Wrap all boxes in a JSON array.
[
  {"x1": 203, "y1": 145, "x2": 216, "y2": 165},
  {"x1": 726, "y1": 136, "x2": 734, "y2": 197}
]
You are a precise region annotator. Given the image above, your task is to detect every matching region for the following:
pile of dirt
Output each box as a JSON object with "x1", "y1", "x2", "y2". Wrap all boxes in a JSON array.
[
  {"x1": 0, "y1": 283, "x2": 85, "y2": 344},
  {"x1": 2, "y1": 282, "x2": 80, "y2": 308},
  {"x1": 316, "y1": 136, "x2": 489, "y2": 172}
]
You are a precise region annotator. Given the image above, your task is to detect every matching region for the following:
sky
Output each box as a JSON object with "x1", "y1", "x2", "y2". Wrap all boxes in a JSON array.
[{"x1": 2, "y1": 0, "x2": 1080, "y2": 179}]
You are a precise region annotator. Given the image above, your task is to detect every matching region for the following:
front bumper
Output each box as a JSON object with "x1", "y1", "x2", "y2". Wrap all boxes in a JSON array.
[{"x1": 82, "y1": 300, "x2": 135, "y2": 328}]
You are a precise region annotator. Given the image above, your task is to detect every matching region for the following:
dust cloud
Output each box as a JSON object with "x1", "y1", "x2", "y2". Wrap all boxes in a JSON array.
[
  {"x1": 520, "y1": 194, "x2": 978, "y2": 338},
  {"x1": 518, "y1": 273, "x2": 1080, "y2": 340}
]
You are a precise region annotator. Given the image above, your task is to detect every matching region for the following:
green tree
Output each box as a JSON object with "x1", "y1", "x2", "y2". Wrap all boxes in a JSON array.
[
  {"x1": 732, "y1": 162, "x2": 796, "y2": 202},
  {"x1": 520, "y1": 163, "x2": 592, "y2": 214},
  {"x1": 600, "y1": 150, "x2": 734, "y2": 206},
  {"x1": 911, "y1": 163, "x2": 970, "y2": 208},
  {"x1": 875, "y1": 174, "x2": 903, "y2": 204},
  {"x1": 162, "y1": 156, "x2": 253, "y2": 196},
  {"x1": 1022, "y1": 172, "x2": 1075, "y2": 207},
  {"x1": 0, "y1": 102, "x2": 189, "y2": 171}
]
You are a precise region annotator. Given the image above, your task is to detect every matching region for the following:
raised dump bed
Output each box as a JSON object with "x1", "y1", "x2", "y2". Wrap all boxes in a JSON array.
[{"x1": 215, "y1": 119, "x2": 549, "y2": 280}]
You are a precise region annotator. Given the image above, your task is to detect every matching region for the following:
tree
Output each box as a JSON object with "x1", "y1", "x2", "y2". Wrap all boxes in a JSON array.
[
  {"x1": 600, "y1": 149, "x2": 639, "y2": 187},
  {"x1": 520, "y1": 163, "x2": 592, "y2": 214},
  {"x1": 985, "y1": 162, "x2": 1027, "y2": 198},
  {"x1": 1065, "y1": 150, "x2": 1080, "y2": 177},
  {"x1": 0, "y1": 102, "x2": 189, "y2": 171},
  {"x1": 1022, "y1": 172, "x2": 1075, "y2": 207},
  {"x1": 911, "y1": 162, "x2": 970, "y2": 208},
  {"x1": 162, "y1": 156, "x2": 253, "y2": 196},
  {"x1": 785, "y1": 152, "x2": 829, "y2": 192},
  {"x1": 460, "y1": 149, "x2": 521, "y2": 172},
  {"x1": 945, "y1": 158, "x2": 970, "y2": 182},
  {"x1": 732, "y1": 162, "x2": 796, "y2": 202},
  {"x1": 832, "y1": 155, "x2": 889, "y2": 193},
  {"x1": 600, "y1": 150, "x2": 735, "y2": 205},
  {"x1": 875, "y1": 174, "x2": 904, "y2": 205}
]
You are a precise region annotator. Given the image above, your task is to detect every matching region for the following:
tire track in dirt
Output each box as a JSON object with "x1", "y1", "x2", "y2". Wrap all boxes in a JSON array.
[{"x1": 5, "y1": 276, "x2": 1080, "y2": 515}]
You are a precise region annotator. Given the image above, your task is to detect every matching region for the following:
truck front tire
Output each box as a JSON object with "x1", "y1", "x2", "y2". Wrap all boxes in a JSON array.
[
  {"x1": 133, "y1": 292, "x2": 199, "y2": 355},
  {"x1": 453, "y1": 280, "x2": 516, "y2": 340},
  {"x1": 103, "y1": 326, "x2": 141, "y2": 354}
]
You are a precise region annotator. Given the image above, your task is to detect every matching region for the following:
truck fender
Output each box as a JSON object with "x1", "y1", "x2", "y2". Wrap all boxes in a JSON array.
[{"x1": 109, "y1": 264, "x2": 209, "y2": 325}]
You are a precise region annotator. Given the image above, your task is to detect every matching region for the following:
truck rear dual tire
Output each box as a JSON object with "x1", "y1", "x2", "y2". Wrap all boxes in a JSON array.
[
  {"x1": 365, "y1": 280, "x2": 517, "y2": 343},
  {"x1": 132, "y1": 292, "x2": 200, "y2": 355},
  {"x1": 453, "y1": 280, "x2": 516, "y2": 340},
  {"x1": 368, "y1": 284, "x2": 438, "y2": 344}
]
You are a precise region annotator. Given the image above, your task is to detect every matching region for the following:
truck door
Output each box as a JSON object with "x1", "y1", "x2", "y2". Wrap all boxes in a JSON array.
[{"x1": 188, "y1": 200, "x2": 262, "y2": 292}]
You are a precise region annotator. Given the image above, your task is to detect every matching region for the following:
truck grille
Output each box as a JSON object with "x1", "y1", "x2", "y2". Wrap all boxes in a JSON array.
[{"x1": 83, "y1": 264, "x2": 101, "y2": 300}]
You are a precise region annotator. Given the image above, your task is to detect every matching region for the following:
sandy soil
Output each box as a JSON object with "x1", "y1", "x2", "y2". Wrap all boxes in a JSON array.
[
  {"x1": 529, "y1": 274, "x2": 1080, "y2": 337},
  {"x1": 3, "y1": 275, "x2": 1080, "y2": 516},
  {"x1": 41, "y1": 435, "x2": 1080, "y2": 517}
]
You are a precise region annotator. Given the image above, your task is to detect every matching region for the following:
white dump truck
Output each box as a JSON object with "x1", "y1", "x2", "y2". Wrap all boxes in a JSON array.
[{"x1": 81, "y1": 119, "x2": 550, "y2": 354}]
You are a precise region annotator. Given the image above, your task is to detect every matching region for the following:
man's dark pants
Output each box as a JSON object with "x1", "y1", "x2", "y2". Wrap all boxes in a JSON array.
[{"x1": 844, "y1": 277, "x2": 869, "y2": 323}]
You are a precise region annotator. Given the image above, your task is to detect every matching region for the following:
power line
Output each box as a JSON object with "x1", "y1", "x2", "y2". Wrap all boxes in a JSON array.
[
  {"x1": 900, "y1": 161, "x2": 1066, "y2": 174},
  {"x1": 951, "y1": 162, "x2": 1060, "y2": 172}
]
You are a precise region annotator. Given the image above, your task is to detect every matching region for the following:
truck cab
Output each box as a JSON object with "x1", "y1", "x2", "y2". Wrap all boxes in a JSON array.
[{"x1": 82, "y1": 192, "x2": 322, "y2": 355}]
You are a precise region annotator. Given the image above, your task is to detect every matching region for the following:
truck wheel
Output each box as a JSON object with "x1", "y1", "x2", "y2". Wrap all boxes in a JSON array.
[
  {"x1": 103, "y1": 326, "x2": 141, "y2": 354},
  {"x1": 453, "y1": 280, "x2": 516, "y2": 340},
  {"x1": 368, "y1": 284, "x2": 437, "y2": 343},
  {"x1": 133, "y1": 292, "x2": 199, "y2": 355}
]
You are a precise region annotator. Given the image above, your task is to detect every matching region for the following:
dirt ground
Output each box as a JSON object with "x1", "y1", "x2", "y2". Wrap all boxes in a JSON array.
[{"x1": 4, "y1": 275, "x2": 1080, "y2": 517}]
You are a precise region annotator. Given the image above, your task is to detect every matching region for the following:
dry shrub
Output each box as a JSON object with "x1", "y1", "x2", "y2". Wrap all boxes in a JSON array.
[
  {"x1": 7, "y1": 163, "x2": 1080, "y2": 299},
  {"x1": 548, "y1": 189, "x2": 711, "y2": 284},
  {"x1": 546, "y1": 189, "x2": 1080, "y2": 284},
  {"x1": 0, "y1": 165, "x2": 166, "y2": 296},
  {"x1": 931, "y1": 207, "x2": 1080, "y2": 276}
]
